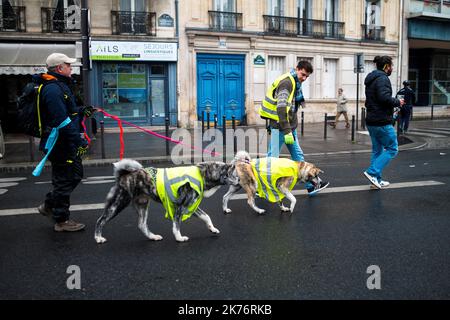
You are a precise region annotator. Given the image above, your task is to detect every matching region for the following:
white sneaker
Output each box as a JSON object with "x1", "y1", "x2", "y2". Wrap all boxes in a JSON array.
[
  {"x1": 371, "y1": 180, "x2": 390, "y2": 189},
  {"x1": 364, "y1": 171, "x2": 381, "y2": 189}
]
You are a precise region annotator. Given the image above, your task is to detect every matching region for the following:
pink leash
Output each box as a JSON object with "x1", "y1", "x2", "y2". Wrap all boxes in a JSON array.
[{"x1": 97, "y1": 108, "x2": 220, "y2": 158}]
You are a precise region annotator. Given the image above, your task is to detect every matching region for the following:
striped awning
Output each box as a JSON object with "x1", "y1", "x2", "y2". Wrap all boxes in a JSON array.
[{"x1": 0, "y1": 43, "x2": 80, "y2": 75}]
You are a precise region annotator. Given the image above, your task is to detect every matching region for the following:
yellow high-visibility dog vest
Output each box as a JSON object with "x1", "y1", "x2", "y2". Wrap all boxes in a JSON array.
[
  {"x1": 251, "y1": 157, "x2": 298, "y2": 203},
  {"x1": 155, "y1": 166, "x2": 204, "y2": 221},
  {"x1": 259, "y1": 72, "x2": 296, "y2": 121}
]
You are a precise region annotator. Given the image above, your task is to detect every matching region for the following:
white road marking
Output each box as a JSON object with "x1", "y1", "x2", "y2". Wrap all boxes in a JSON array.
[
  {"x1": 227, "y1": 180, "x2": 445, "y2": 199},
  {"x1": 0, "y1": 182, "x2": 18, "y2": 188},
  {"x1": 0, "y1": 189, "x2": 7, "y2": 195},
  {"x1": 0, "y1": 177, "x2": 26, "y2": 182},
  {"x1": 83, "y1": 180, "x2": 115, "y2": 185},
  {"x1": 35, "y1": 181, "x2": 52, "y2": 185},
  {"x1": 0, "y1": 180, "x2": 445, "y2": 217},
  {"x1": 84, "y1": 176, "x2": 115, "y2": 180}
]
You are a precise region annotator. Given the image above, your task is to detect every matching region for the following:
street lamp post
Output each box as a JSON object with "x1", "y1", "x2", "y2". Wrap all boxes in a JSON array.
[{"x1": 81, "y1": 0, "x2": 92, "y2": 136}]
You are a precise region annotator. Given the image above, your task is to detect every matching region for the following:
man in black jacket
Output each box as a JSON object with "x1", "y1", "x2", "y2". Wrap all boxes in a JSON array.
[
  {"x1": 363, "y1": 55, "x2": 405, "y2": 190},
  {"x1": 36, "y1": 53, "x2": 94, "y2": 232},
  {"x1": 396, "y1": 80, "x2": 416, "y2": 133}
]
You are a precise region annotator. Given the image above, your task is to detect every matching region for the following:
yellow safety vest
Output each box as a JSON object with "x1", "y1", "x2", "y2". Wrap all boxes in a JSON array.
[
  {"x1": 259, "y1": 72, "x2": 296, "y2": 121},
  {"x1": 251, "y1": 157, "x2": 298, "y2": 203},
  {"x1": 155, "y1": 166, "x2": 204, "y2": 221}
]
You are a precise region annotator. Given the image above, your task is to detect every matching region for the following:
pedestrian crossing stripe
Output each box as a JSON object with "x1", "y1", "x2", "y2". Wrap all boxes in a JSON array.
[{"x1": 0, "y1": 180, "x2": 444, "y2": 217}]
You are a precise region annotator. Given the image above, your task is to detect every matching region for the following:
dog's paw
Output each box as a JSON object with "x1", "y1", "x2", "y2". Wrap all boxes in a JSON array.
[
  {"x1": 280, "y1": 205, "x2": 290, "y2": 212},
  {"x1": 223, "y1": 208, "x2": 232, "y2": 214},
  {"x1": 209, "y1": 226, "x2": 220, "y2": 234},
  {"x1": 257, "y1": 208, "x2": 266, "y2": 215},
  {"x1": 95, "y1": 236, "x2": 107, "y2": 244},
  {"x1": 176, "y1": 236, "x2": 189, "y2": 242},
  {"x1": 150, "y1": 234, "x2": 163, "y2": 241}
]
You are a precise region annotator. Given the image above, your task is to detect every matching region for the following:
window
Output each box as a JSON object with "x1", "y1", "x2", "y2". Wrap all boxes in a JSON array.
[
  {"x1": 325, "y1": 0, "x2": 339, "y2": 21},
  {"x1": 322, "y1": 59, "x2": 337, "y2": 99},
  {"x1": 52, "y1": 0, "x2": 81, "y2": 32},
  {"x1": 212, "y1": 0, "x2": 237, "y2": 30},
  {"x1": 365, "y1": 0, "x2": 381, "y2": 27},
  {"x1": 102, "y1": 63, "x2": 147, "y2": 119},
  {"x1": 297, "y1": 0, "x2": 312, "y2": 19},
  {"x1": 119, "y1": 0, "x2": 146, "y2": 34},
  {"x1": 267, "y1": 56, "x2": 286, "y2": 89},
  {"x1": 214, "y1": 0, "x2": 235, "y2": 12},
  {"x1": 267, "y1": 0, "x2": 283, "y2": 15}
]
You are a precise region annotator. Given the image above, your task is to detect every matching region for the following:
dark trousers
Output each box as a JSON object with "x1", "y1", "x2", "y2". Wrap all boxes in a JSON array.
[
  {"x1": 400, "y1": 105, "x2": 412, "y2": 132},
  {"x1": 44, "y1": 158, "x2": 83, "y2": 223}
]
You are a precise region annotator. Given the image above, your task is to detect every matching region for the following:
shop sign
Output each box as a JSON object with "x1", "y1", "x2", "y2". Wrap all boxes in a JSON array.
[{"x1": 91, "y1": 41, "x2": 177, "y2": 61}]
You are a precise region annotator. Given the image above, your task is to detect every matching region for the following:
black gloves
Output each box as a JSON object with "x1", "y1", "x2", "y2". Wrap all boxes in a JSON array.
[{"x1": 81, "y1": 106, "x2": 96, "y2": 117}]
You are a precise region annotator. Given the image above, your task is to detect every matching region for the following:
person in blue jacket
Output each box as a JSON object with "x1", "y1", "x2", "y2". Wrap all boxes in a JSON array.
[
  {"x1": 36, "y1": 53, "x2": 94, "y2": 232},
  {"x1": 363, "y1": 55, "x2": 405, "y2": 190}
]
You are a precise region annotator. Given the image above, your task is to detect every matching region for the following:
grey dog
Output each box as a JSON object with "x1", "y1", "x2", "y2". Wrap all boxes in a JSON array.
[{"x1": 95, "y1": 159, "x2": 239, "y2": 243}]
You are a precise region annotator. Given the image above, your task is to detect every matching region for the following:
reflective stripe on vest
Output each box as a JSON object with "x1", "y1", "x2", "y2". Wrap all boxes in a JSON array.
[
  {"x1": 251, "y1": 157, "x2": 299, "y2": 203},
  {"x1": 155, "y1": 166, "x2": 204, "y2": 221},
  {"x1": 260, "y1": 72, "x2": 296, "y2": 121}
]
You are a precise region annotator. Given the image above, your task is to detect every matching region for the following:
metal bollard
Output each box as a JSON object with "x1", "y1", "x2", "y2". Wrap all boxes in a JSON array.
[
  {"x1": 100, "y1": 120, "x2": 105, "y2": 159},
  {"x1": 324, "y1": 113, "x2": 328, "y2": 140},
  {"x1": 301, "y1": 111, "x2": 304, "y2": 136},
  {"x1": 222, "y1": 116, "x2": 226, "y2": 162},
  {"x1": 431, "y1": 104, "x2": 434, "y2": 120},
  {"x1": 165, "y1": 117, "x2": 170, "y2": 156},
  {"x1": 206, "y1": 111, "x2": 210, "y2": 130},
  {"x1": 214, "y1": 114, "x2": 217, "y2": 129},
  {"x1": 361, "y1": 108, "x2": 366, "y2": 130},
  {"x1": 201, "y1": 111, "x2": 205, "y2": 135},
  {"x1": 397, "y1": 115, "x2": 401, "y2": 137},
  {"x1": 351, "y1": 115, "x2": 355, "y2": 142},
  {"x1": 29, "y1": 136, "x2": 35, "y2": 162},
  {"x1": 232, "y1": 115, "x2": 236, "y2": 155}
]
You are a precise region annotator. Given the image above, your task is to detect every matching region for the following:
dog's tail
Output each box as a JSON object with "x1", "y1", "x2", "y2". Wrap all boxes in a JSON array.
[
  {"x1": 113, "y1": 159, "x2": 143, "y2": 180},
  {"x1": 233, "y1": 150, "x2": 252, "y2": 164}
]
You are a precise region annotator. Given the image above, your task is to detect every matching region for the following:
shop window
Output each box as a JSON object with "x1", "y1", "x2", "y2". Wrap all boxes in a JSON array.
[
  {"x1": 150, "y1": 64, "x2": 165, "y2": 75},
  {"x1": 102, "y1": 63, "x2": 147, "y2": 119}
]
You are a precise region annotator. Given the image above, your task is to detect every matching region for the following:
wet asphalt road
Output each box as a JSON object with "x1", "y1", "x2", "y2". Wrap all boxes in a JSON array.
[{"x1": 0, "y1": 148, "x2": 449, "y2": 300}]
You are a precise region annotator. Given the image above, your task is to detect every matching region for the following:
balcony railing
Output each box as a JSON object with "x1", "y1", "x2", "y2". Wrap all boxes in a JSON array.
[
  {"x1": 0, "y1": 6, "x2": 26, "y2": 32},
  {"x1": 208, "y1": 11, "x2": 242, "y2": 32},
  {"x1": 263, "y1": 15, "x2": 344, "y2": 39},
  {"x1": 41, "y1": 7, "x2": 80, "y2": 33},
  {"x1": 111, "y1": 11, "x2": 156, "y2": 35},
  {"x1": 361, "y1": 24, "x2": 385, "y2": 41}
]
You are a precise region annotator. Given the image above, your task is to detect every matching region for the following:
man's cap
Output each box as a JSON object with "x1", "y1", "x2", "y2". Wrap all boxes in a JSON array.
[
  {"x1": 403, "y1": 80, "x2": 410, "y2": 86},
  {"x1": 46, "y1": 53, "x2": 77, "y2": 68}
]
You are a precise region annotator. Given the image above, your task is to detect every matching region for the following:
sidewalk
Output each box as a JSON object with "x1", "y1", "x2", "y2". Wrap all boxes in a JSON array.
[{"x1": 0, "y1": 118, "x2": 432, "y2": 173}]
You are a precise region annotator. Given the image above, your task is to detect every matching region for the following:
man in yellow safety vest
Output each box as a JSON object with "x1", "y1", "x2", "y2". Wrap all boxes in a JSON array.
[{"x1": 259, "y1": 60, "x2": 328, "y2": 195}]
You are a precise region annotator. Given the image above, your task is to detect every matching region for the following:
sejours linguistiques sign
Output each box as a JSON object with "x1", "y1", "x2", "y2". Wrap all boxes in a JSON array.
[{"x1": 90, "y1": 41, "x2": 177, "y2": 61}]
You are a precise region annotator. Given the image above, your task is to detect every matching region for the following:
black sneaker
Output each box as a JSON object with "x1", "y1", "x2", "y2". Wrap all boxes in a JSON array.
[
  {"x1": 38, "y1": 203, "x2": 53, "y2": 219},
  {"x1": 307, "y1": 181, "x2": 330, "y2": 196}
]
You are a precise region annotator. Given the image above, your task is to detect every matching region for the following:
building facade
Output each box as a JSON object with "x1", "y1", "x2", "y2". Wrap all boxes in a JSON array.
[
  {"x1": 401, "y1": 0, "x2": 450, "y2": 106},
  {"x1": 178, "y1": 0, "x2": 402, "y2": 127},
  {"x1": 0, "y1": 0, "x2": 178, "y2": 133},
  {"x1": 1, "y1": 0, "x2": 404, "y2": 131}
]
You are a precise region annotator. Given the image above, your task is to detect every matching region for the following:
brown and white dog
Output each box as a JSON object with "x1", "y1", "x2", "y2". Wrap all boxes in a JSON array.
[
  {"x1": 95, "y1": 159, "x2": 239, "y2": 243},
  {"x1": 222, "y1": 151, "x2": 324, "y2": 214}
]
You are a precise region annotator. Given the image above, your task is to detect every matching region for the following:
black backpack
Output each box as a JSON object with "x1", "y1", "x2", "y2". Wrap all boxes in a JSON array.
[
  {"x1": 16, "y1": 81, "x2": 47, "y2": 138},
  {"x1": 16, "y1": 80, "x2": 70, "y2": 138}
]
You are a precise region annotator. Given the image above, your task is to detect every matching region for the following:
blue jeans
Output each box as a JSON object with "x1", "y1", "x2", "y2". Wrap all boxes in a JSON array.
[
  {"x1": 268, "y1": 128, "x2": 304, "y2": 161},
  {"x1": 268, "y1": 128, "x2": 313, "y2": 190},
  {"x1": 366, "y1": 124, "x2": 398, "y2": 181}
]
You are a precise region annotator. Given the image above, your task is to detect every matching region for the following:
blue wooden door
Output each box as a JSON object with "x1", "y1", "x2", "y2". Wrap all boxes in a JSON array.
[{"x1": 197, "y1": 54, "x2": 244, "y2": 125}]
